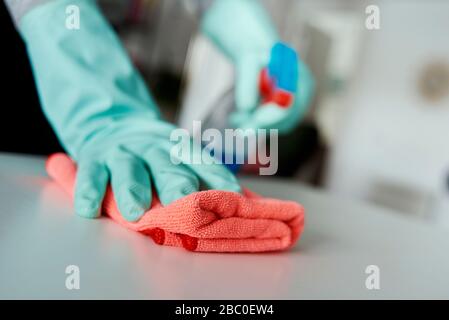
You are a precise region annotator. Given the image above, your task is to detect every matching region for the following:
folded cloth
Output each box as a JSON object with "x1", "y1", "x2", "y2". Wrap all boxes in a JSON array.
[{"x1": 46, "y1": 153, "x2": 305, "y2": 252}]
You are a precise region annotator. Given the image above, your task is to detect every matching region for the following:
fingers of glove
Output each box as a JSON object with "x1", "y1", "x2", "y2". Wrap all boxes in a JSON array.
[
  {"x1": 74, "y1": 160, "x2": 109, "y2": 219},
  {"x1": 229, "y1": 110, "x2": 251, "y2": 129},
  {"x1": 230, "y1": 104, "x2": 289, "y2": 131},
  {"x1": 254, "y1": 59, "x2": 315, "y2": 134},
  {"x1": 186, "y1": 148, "x2": 242, "y2": 194},
  {"x1": 235, "y1": 55, "x2": 264, "y2": 113},
  {"x1": 252, "y1": 103, "x2": 293, "y2": 131},
  {"x1": 231, "y1": 61, "x2": 314, "y2": 134},
  {"x1": 107, "y1": 148, "x2": 152, "y2": 222},
  {"x1": 144, "y1": 148, "x2": 200, "y2": 206}
]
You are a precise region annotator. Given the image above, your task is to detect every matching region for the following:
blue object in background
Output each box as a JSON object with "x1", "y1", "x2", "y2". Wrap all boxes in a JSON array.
[{"x1": 268, "y1": 42, "x2": 299, "y2": 94}]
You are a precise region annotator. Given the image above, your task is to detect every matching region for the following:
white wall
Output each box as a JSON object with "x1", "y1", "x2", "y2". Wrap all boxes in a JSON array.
[{"x1": 326, "y1": 1, "x2": 449, "y2": 224}]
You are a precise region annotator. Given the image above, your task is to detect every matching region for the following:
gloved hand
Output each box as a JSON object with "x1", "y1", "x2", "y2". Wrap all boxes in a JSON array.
[
  {"x1": 68, "y1": 119, "x2": 240, "y2": 221},
  {"x1": 20, "y1": 0, "x2": 240, "y2": 221},
  {"x1": 202, "y1": 0, "x2": 314, "y2": 134}
]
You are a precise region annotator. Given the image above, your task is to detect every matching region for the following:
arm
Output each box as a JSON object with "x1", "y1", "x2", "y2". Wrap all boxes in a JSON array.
[
  {"x1": 15, "y1": 0, "x2": 160, "y2": 157},
  {"x1": 9, "y1": 0, "x2": 240, "y2": 220}
]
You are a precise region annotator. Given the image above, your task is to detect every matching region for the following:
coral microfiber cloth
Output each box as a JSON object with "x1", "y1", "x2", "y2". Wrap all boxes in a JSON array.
[{"x1": 46, "y1": 153, "x2": 305, "y2": 253}]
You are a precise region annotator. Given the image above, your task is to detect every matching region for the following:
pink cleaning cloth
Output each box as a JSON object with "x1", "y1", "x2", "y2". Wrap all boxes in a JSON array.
[{"x1": 46, "y1": 153, "x2": 305, "y2": 253}]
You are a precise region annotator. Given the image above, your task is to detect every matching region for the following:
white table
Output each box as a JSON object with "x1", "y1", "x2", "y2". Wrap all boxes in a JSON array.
[{"x1": 0, "y1": 153, "x2": 448, "y2": 299}]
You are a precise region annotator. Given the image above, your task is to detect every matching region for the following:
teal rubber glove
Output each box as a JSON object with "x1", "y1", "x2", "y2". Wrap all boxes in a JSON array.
[
  {"x1": 20, "y1": 0, "x2": 240, "y2": 221},
  {"x1": 202, "y1": 0, "x2": 315, "y2": 134}
]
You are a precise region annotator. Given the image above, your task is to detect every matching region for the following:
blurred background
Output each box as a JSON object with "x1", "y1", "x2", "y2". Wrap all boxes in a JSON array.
[{"x1": 1, "y1": 0, "x2": 449, "y2": 226}]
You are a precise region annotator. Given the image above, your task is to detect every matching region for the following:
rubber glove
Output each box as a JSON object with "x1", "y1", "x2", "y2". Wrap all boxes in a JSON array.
[
  {"x1": 202, "y1": 0, "x2": 314, "y2": 134},
  {"x1": 20, "y1": 0, "x2": 240, "y2": 221}
]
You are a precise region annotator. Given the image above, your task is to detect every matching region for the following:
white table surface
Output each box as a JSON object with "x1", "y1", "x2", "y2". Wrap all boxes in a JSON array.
[{"x1": 0, "y1": 153, "x2": 448, "y2": 299}]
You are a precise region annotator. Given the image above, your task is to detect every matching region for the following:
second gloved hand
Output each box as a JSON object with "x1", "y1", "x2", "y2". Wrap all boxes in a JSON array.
[{"x1": 202, "y1": 0, "x2": 315, "y2": 134}]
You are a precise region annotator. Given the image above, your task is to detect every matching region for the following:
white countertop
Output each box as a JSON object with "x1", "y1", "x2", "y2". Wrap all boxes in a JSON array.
[{"x1": 0, "y1": 152, "x2": 448, "y2": 299}]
